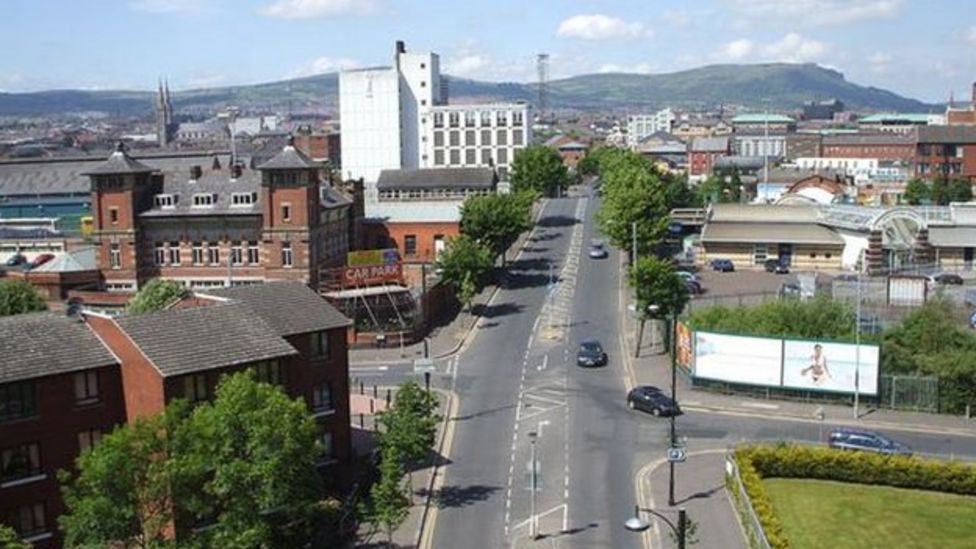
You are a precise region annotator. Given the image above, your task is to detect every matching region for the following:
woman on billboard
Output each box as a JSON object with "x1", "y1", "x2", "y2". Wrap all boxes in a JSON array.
[{"x1": 800, "y1": 344, "x2": 832, "y2": 386}]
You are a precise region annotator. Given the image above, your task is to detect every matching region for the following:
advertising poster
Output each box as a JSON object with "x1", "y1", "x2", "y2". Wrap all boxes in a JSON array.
[
  {"x1": 676, "y1": 321, "x2": 694, "y2": 368},
  {"x1": 347, "y1": 249, "x2": 400, "y2": 267},
  {"x1": 781, "y1": 340, "x2": 879, "y2": 395},
  {"x1": 694, "y1": 332, "x2": 782, "y2": 387}
]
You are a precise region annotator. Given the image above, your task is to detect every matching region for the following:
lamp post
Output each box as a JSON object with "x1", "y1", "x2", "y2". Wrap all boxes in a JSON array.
[
  {"x1": 854, "y1": 248, "x2": 865, "y2": 419},
  {"x1": 668, "y1": 310, "x2": 678, "y2": 507},
  {"x1": 529, "y1": 431, "x2": 539, "y2": 540},
  {"x1": 624, "y1": 505, "x2": 687, "y2": 549},
  {"x1": 648, "y1": 304, "x2": 661, "y2": 355}
]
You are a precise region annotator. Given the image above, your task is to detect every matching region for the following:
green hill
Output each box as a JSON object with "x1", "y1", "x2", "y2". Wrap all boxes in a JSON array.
[{"x1": 0, "y1": 63, "x2": 936, "y2": 117}]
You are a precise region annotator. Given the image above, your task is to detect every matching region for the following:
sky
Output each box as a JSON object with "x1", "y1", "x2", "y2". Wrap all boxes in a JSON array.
[{"x1": 1, "y1": 0, "x2": 975, "y2": 103}]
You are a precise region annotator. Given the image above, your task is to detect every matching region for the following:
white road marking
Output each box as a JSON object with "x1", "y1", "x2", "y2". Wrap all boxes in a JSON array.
[{"x1": 741, "y1": 402, "x2": 780, "y2": 410}]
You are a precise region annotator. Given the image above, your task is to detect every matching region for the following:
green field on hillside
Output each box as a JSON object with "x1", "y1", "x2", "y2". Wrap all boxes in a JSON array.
[{"x1": 764, "y1": 478, "x2": 976, "y2": 549}]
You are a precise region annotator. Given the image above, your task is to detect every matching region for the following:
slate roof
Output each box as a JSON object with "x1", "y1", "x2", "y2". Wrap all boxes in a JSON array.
[
  {"x1": 256, "y1": 139, "x2": 320, "y2": 170},
  {"x1": 928, "y1": 227, "x2": 976, "y2": 247},
  {"x1": 82, "y1": 143, "x2": 154, "y2": 175},
  {"x1": 709, "y1": 203, "x2": 821, "y2": 223},
  {"x1": 690, "y1": 137, "x2": 729, "y2": 152},
  {"x1": 377, "y1": 168, "x2": 497, "y2": 191},
  {"x1": 201, "y1": 281, "x2": 351, "y2": 336},
  {"x1": 702, "y1": 222, "x2": 844, "y2": 245},
  {"x1": 322, "y1": 186, "x2": 353, "y2": 209},
  {"x1": 32, "y1": 246, "x2": 96, "y2": 272},
  {"x1": 916, "y1": 126, "x2": 976, "y2": 144},
  {"x1": 0, "y1": 312, "x2": 118, "y2": 384},
  {"x1": 138, "y1": 168, "x2": 264, "y2": 218},
  {"x1": 115, "y1": 301, "x2": 297, "y2": 377}
]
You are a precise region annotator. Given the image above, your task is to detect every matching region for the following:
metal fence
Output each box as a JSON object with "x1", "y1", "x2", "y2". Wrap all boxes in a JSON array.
[
  {"x1": 724, "y1": 452, "x2": 771, "y2": 549},
  {"x1": 686, "y1": 291, "x2": 780, "y2": 313},
  {"x1": 879, "y1": 374, "x2": 940, "y2": 413}
]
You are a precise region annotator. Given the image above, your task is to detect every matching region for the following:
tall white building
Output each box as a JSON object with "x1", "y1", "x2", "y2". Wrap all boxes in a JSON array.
[
  {"x1": 340, "y1": 41, "x2": 531, "y2": 210},
  {"x1": 627, "y1": 108, "x2": 676, "y2": 148}
]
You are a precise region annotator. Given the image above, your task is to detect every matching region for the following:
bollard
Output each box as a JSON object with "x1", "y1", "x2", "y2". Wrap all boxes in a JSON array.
[
  {"x1": 359, "y1": 413, "x2": 364, "y2": 429},
  {"x1": 359, "y1": 381, "x2": 364, "y2": 395},
  {"x1": 386, "y1": 389, "x2": 392, "y2": 406},
  {"x1": 370, "y1": 399, "x2": 375, "y2": 415},
  {"x1": 373, "y1": 385, "x2": 378, "y2": 399}
]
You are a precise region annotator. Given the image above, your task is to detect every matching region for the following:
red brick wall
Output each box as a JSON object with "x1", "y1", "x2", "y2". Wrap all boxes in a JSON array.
[
  {"x1": 0, "y1": 365, "x2": 125, "y2": 548},
  {"x1": 822, "y1": 144, "x2": 914, "y2": 161},
  {"x1": 85, "y1": 314, "x2": 166, "y2": 421},
  {"x1": 365, "y1": 222, "x2": 459, "y2": 264}
]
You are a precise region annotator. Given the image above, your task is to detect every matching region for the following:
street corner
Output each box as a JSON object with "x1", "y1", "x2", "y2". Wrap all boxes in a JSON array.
[{"x1": 507, "y1": 503, "x2": 571, "y2": 549}]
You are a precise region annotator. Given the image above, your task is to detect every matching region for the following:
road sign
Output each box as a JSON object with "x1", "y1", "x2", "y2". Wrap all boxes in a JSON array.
[
  {"x1": 667, "y1": 446, "x2": 687, "y2": 463},
  {"x1": 413, "y1": 358, "x2": 436, "y2": 374}
]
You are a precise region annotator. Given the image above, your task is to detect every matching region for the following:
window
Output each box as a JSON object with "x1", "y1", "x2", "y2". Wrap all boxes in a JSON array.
[
  {"x1": 465, "y1": 112, "x2": 475, "y2": 127},
  {"x1": 154, "y1": 194, "x2": 177, "y2": 208},
  {"x1": 192, "y1": 193, "x2": 216, "y2": 207},
  {"x1": 449, "y1": 131, "x2": 460, "y2": 147},
  {"x1": 449, "y1": 112, "x2": 460, "y2": 127},
  {"x1": 434, "y1": 150, "x2": 445, "y2": 166},
  {"x1": 318, "y1": 431, "x2": 334, "y2": 461},
  {"x1": 254, "y1": 360, "x2": 283, "y2": 386},
  {"x1": 109, "y1": 208, "x2": 119, "y2": 225},
  {"x1": 482, "y1": 149, "x2": 492, "y2": 165},
  {"x1": 434, "y1": 131, "x2": 444, "y2": 147},
  {"x1": 449, "y1": 150, "x2": 461, "y2": 165},
  {"x1": 465, "y1": 149, "x2": 476, "y2": 165},
  {"x1": 513, "y1": 111, "x2": 523, "y2": 126},
  {"x1": 282, "y1": 241, "x2": 293, "y2": 267},
  {"x1": 231, "y1": 192, "x2": 257, "y2": 206},
  {"x1": 192, "y1": 242, "x2": 204, "y2": 265},
  {"x1": 109, "y1": 243, "x2": 121, "y2": 269},
  {"x1": 496, "y1": 130, "x2": 508, "y2": 146},
  {"x1": 753, "y1": 244, "x2": 768, "y2": 265},
  {"x1": 420, "y1": 80, "x2": 426, "y2": 88},
  {"x1": 78, "y1": 430, "x2": 102, "y2": 453},
  {"x1": 154, "y1": 242, "x2": 166, "y2": 266},
  {"x1": 480, "y1": 111, "x2": 491, "y2": 126},
  {"x1": 231, "y1": 242, "x2": 244, "y2": 265},
  {"x1": 1, "y1": 443, "x2": 41, "y2": 483},
  {"x1": 207, "y1": 242, "x2": 220, "y2": 265},
  {"x1": 420, "y1": 99, "x2": 427, "y2": 106},
  {"x1": 433, "y1": 112, "x2": 444, "y2": 128},
  {"x1": 73, "y1": 371, "x2": 99, "y2": 405},
  {"x1": 496, "y1": 148, "x2": 508, "y2": 165},
  {"x1": 168, "y1": 242, "x2": 181, "y2": 266},
  {"x1": 11, "y1": 503, "x2": 46, "y2": 538},
  {"x1": 513, "y1": 131, "x2": 524, "y2": 146},
  {"x1": 184, "y1": 374, "x2": 208, "y2": 403},
  {"x1": 404, "y1": 235, "x2": 418, "y2": 256},
  {"x1": 248, "y1": 241, "x2": 260, "y2": 265},
  {"x1": 312, "y1": 383, "x2": 334, "y2": 412},
  {"x1": 309, "y1": 331, "x2": 330, "y2": 358},
  {"x1": 496, "y1": 111, "x2": 508, "y2": 126}
]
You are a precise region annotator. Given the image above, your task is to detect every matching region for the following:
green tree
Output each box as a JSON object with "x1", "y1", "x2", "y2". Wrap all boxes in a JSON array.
[
  {"x1": 436, "y1": 235, "x2": 494, "y2": 310},
  {"x1": 126, "y1": 279, "x2": 186, "y2": 315},
  {"x1": 948, "y1": 178, "x2": 974, "y2": 203},
  {"x1": 629, "y1": 256, "x2": 689, "y2": 357},
  {"x1": 176, "y1": 372, "x2": 323, "y2": 548},
  {"x1": 366, "y1": 445, "x2": 409, "y2": 548},
  {"x1": 597, "y1": 155, "x2": 670, "y2": 258},
  {"x1": 0, "y1": 524, "x2": 31, "y2": 549},
  {"x1": 0, "y1": 279, "x2": 46, "y2": 317},
  {"x1": 377, "y1": 381, "x2": 440, "y2": 502},
  {"x1": 903, "y1": 177, "x2": 930, "y2": 205},
  {"x1": 930, "y1": 178, "x2": 951, "y2": 205},
  {"x1": 688, "y1": 297, "x2": 855, "y2": 340},
  {"x1": 510, "y1": 144, "x2": 570, "y2": 196},
  {"x1": 460, "y1": 192, "x2": 533, "y2": 263},
  {"x1": 59, "y1": 402, "x2": 189, "y2": 548}
]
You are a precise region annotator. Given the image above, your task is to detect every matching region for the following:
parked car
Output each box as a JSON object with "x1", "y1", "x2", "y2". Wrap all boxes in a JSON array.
[
  {"x1": 676, "y1": 271, "x2": 700, "y2": 283},
  {"x1": 685, "y1": 279, "x2": 703, "y2": 295},
  {"x1": 828, "y1": 429, "x2": 912, "y2": 456},
  {"x1": 931, "y1": 273, "x2": 964, "y2": 285},
  {"x1": 576, "y1": 339, "x2": 608, "y2": 367},
  {"x1": 627, "y1": 386, "x2": 681, "y2": 416},
  {"x1": 27, "y1": 253, "x2": 55, "y2": 269},
  {"x1": 5, "y1": 254, "x2": 26, "y2": 267},
  {"x1": 710, "y1": 259, "x2": 735, "y2": 272},
  {"x1": 764, "y1": 258, "x2": 790, "y2": 274},
  {"x1": 588, "y1": 240, "x2": 608, "y2": 259}
]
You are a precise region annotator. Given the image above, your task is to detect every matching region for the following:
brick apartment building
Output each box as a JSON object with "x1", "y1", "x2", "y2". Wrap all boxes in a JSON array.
[
  {"x1": 0, "y1": 282, "x2": 351, "y2": 547},
  {"x1": 914, "y1": 126, "x2": 976, "y2": 182},
  {"x1": 688, "y1": 136, "x2": 730, "y2": 177},
  {"x1": 821, "y1": 133, "x2": 916, "y2": 162},
  {"x1": 88, "y1": 138, "x2": 349, "y2": 293}
]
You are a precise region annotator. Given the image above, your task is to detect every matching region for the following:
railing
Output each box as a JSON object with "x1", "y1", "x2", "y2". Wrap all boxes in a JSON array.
[
  {"x1": 724, "y1": 452, "x2": 772, "y2": 549},
  {"x1": 670, "y1": 208, "x2": 707, "y2": 226}
]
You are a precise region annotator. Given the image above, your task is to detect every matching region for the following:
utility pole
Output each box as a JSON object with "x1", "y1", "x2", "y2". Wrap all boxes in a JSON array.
[
  {"x1": 854, "y1": 249, "x2": 864, "y2": 418},
  {"x1": 529, "y1": 431, "x2": 539, "y2": 540},
  {"x1": 762, "y1": 98, "x2": 770, "y2": 203},
  {"x1": 669, "y1": 312, "x2": 678, "y2": 507},
  {"x1": 631, "y1": 221, "x2": 638, "y2": 265}
]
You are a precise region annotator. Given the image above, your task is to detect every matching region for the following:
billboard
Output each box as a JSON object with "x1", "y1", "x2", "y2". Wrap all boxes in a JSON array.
[
  {"x1": 694, "y1": 332, "x2": 783, "y2": 387},
  {"x1": 781, "y1": 340, "x2": 879, "y2": 395},
  {"x1": 676, "y1": 321, "x2": 694, "y2": 368},
  {"x1": 342, "y1": 263, "x2": 403, "y2": 286},
  {"x1": 347, "y1": 249, "x2": 400, "y2": 267}
]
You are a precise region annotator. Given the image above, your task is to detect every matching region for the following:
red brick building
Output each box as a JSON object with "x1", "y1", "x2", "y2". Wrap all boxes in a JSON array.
[
  {"x1": 821, "y1": 133, "x2": 915, "y2": 161},
  {"x1": 88, "y1": 139, "x2": 350, "y2": 293},
  {"x1": 915, "y1": 126, "x2": 976, "y2": 182},
  {"x1": 0, "y1": 282, "x2": 351, "y2": 547},
  {"x1": 688, "y1": 136, "x2": 730, "y2": 177}
]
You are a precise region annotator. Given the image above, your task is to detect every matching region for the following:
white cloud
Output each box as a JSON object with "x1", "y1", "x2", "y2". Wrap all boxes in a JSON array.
[
  {"x1": 966, "y1": 25, "x2": 976, "y2": 45},
  {"x1": 715, "y1": 33, "x2": 828, "y2": 63},
  {"x1": 261, "y1": 0, "x2": 378, "y2": 19},
  {"x1": 440, "y1": 41, "x2": 537, "y2": 82},
  {"x1": 597, "y1": 63, "x2": 654, "y2": 74},
  {"x1": 867, "y1": 52, "x2": 892, "y2": 74},
  {"x1": 556, "y1": 14, "x2": 651, "y2": 41},
  {"x1": 724, "y1": 0, "x2": 902, "y2": 26},
  {"x1": 130, "y1": 0, "x2": 211, "y2": 14},
  {"x1": 289, "y1": 56, "x2": 360, "y2": 78}
]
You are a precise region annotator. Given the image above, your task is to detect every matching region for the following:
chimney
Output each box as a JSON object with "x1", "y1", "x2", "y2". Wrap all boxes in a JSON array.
[
  {"x1": 212, "y1": 155, "x2": 222, "y2": 170},
  {"x1": 190, "y1": 165, "x2": 202, "y2": 181},
  {"x1": 396, "y1": 40, "x2": 406, "y2": 54},
  {"x1": 231, "y1": 164, "x2": 242, "y2": 179}
]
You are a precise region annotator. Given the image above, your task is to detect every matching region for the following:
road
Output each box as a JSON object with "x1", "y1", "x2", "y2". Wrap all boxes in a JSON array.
[{"x1": 356, "y1": 191, "x2": 976, "y2": 549}]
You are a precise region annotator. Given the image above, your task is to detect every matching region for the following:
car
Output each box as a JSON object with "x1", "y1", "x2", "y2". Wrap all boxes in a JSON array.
[
  {"x1": 27, "y1": 253, "x2": 55, "y2": 269},
  {"x1": 931, "y1": 273, "x2": 964, "y2": 285},
  {"x1": 627, "y1": 386, "x2": 681, "y2": 416},
  {"x1": 4, "y1": 254, "x2": 26, "y2": 267},
  {"x1": 588, "y1": 240, "x2": 608, "y2": 259},
  {"x1": 828, "y1": 429, "x2": 912, "y2": 456},
  {"x1": 576, "y1": 338, "x2": 608, "y2": 367},
  {"x1": 710, "y1": 259, "x2": 735, "y2": 272},
  {"x1": 676, "y1": 271, "x2": 700, "y2": 283},
  {"x1": 763, "y1": 258, "x2": 790, "y2": 274},
  {"x1": 685, "y1": 279, "x2": 703, "y2": 295}
]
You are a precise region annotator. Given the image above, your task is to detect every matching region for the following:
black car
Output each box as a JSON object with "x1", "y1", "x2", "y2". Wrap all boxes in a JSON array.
[
  {"x1": 685, "y1": 279, "x2": 703, "y2": 295},
  {"x1": 4, "y1": 254, "x2": 26, "y2": 267},
  {"x1": 932, "y1": 273, "x2": 964, "y2": 285},
  {"x1": 627, "y1": 386, "x2": 681, "y2": 416},
  {"x1": 576, "y1": 339, "x2": 608, "y2": 367},
  {"x1": 828, "y1": 429, "x2": 912, "y2": 456},
  {"x1": 710, "y1": 259, "x2": 735, "y2": 272},
  {"x1": 763, "y1": 258, "x2": 790, "y2": 274}
]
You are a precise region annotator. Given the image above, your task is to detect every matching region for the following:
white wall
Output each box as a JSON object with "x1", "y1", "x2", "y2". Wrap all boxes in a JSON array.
[{"x1": 339, "y1": 68, "x2": 402, "y2": 194}]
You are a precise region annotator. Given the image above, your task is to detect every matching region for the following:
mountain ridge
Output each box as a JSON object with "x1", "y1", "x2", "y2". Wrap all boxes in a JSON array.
[{"x1": 0, "y1": 63, "x2": 938, "y2": 117}]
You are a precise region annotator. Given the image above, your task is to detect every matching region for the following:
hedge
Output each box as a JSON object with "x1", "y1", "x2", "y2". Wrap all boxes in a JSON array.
[{"x1": 731, "y1": 444, "x2": 976, "y2": 549}]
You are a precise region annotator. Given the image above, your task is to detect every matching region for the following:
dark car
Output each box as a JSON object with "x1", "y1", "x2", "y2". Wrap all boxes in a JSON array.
[
  {"x1": 933, "y1": 273, "x2": 964, "y2": 285},
  {"x1": 27, "y1": 253, "x2": 55, "y2": 269},
  {"x1": 685, "y1": 279, "x2": 703, "y2": 296},
  {"x1": 828, "y1": 429, "x2": 912, "y2": 456},
  {"x1": 576, "y1": 339, "x2": 608, "y2": 367},
  {"x1": 710, "y1": 259, "x2": 735, "y2": 272},
  {"x1": 5, "y1": 254, "x2": 26, "y2": 267},
  {"x1": 627, "y1": 386, "x2": 681, "y2": 416},
  {"x1": 764, "y1": 258, "x2": 790, "y2": 274}
]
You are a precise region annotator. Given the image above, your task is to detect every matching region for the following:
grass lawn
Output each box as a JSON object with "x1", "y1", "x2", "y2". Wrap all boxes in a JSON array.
[{"x1": 764, "y1": 478, "x2": 976, "y2": 549}]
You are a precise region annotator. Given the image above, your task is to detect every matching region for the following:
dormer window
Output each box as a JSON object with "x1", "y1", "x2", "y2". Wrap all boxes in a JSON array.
[
  {"x1": 154, "y1": 194, "x2": 178, "y2": 208},
  {"x1": 230, "y1": 192, "x2": 257, "y2": 207},
  {"x1": 192, "y1": 193, "x2": 217, "y2": 208}
]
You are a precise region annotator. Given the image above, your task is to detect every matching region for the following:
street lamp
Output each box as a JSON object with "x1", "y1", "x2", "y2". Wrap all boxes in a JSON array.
[
  {"x1": 529, "y1": 431, "x2": 540, "y2": 540},
  {"x1": 624, "y1": 505, "x2": 687, "y2": 549},
  {"x1": 648, "y1": 304, "x2": 661, "y2": 354},
  {"x1": 667, "y1": 309, "x2": 679, "y2": 507}
]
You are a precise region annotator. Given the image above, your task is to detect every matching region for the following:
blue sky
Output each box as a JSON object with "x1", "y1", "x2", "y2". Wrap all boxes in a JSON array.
[{"x1": 1, "y1": 0, "x2": 974, "y2": 102}]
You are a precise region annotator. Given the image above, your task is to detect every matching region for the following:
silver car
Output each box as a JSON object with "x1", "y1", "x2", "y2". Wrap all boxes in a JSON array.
[{"x1": 588, "y1": 240, "x2": 608, "y2": 259}]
